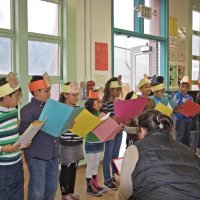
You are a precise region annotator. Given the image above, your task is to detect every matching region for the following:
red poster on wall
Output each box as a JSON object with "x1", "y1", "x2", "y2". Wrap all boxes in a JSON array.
[{"x1": 95, "y1": 42, "x2": 108, "y2": 71}]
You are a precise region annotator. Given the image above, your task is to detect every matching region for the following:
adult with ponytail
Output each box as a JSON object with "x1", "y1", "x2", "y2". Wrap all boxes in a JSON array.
[{"x1": 117, "y1": 109, "x2": 200, "y2": 200}]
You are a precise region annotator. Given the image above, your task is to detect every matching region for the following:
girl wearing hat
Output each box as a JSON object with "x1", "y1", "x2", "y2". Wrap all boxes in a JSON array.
[
  {"x1": 59, "y1": 82, "x2": 84, "y2": 200},
  {"x1": 84, "y1": 90, "x2": 107, "y2": 197}
]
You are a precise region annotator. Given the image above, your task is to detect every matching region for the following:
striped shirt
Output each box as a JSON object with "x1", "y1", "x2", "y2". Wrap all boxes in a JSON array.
[
  {"x1": 102, "y1": 100, "x2": 115, "y2": 117},
  {"x1": 59, "y1": 106, "x2": 83, "y2": 146},
  {"x1": 0, "y1": 107, "x2": 21, "y2": 165}
]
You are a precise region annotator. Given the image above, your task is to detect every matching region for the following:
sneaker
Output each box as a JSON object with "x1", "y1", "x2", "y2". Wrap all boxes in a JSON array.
[
  {"x1": 104, "y1": 178, "x2": 118, "y2": 191},
  {"x1": 87, "y1": 179, "x2": 102, "y2": 197},
  {"x1": 92, "y1": 177, "x2": 107, "y2": 193},
  {"x1": 68, "y1": 194, "x2": 80, "y2": 200},
  {"x1": 61, "y1": 195, "x2": 73, "y2": 200}
]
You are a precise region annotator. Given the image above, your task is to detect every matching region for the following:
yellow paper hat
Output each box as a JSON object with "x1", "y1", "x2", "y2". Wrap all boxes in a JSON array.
[
  {"x1": 138, "y1": 74, "x2": 151, "y2": 88},
  {"x1": 131, "y1": 92, "x2": 138, "y2": 99},
  {"x1": 0, "y1": 72, "x2": 20, "y2": 98},
  {"x1": 151, "y1": 83, "x2": 165, "y2": 92},
  {"x1": 61, "y1": 81, "x2": 79, "y2": 94},
  {"x1": 110, "y1": 81, "x2": 122, "y2": 88}
]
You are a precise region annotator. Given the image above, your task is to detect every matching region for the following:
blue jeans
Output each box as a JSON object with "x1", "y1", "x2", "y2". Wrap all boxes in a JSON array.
[
  {"x1": 27, "y1": 158, "x2": 59, "y2": 200},
  {"x1": 0, "y1": 160, "x2": 24, "y2": 200},
  {"x1": 103, "y1": 132, "x2": 122, "y2": 180},
  {"x1": 197, "y1": 119, "x2": 200, "y2": 148},
  {"x1": 175, "y1": 120, "x2": 191, "y2": 147}
]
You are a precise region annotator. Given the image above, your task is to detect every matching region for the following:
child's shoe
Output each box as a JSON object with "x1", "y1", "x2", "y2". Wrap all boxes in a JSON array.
[
  {"x1": 68, "y1": 193, "x2": 80, "y2": 200},
  {"x1": 104, "y1": 177, "x2": 118, "y2": 191},
  {"x1": 92, "y1": 175, "x2": 107, "y2": 193},
  {"x1": 86, "y1": 178, "x2": 102, "y2": 197}
]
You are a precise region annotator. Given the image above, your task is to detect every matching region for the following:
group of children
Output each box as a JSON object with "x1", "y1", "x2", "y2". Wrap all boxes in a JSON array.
[{"x1": 0, "y1": 71, "x2": 199, "y2": 200}]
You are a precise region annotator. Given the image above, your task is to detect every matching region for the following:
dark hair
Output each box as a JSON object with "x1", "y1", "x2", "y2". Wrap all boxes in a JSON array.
[
  {"x1": 125, "y1": 91, "x2": 134, "y2": 100},
  {"x1": 30, "y1": 75, "x2": 43, "y2": 96},
  {"x1": 103, "y1": 77, "x2": 121, "y2": 101},
  {"x1": 59, "y1": 82, "x2": 70, "y2": 103},
  {"x1": 138, "y1": 109, "x2": 173, "y2": 135},
  {"x1": 0, "y1": 77, "x2": 22, "y2": 101},
  {"x1": 85, "y1": 99, "x2": 97, "y2": 114}
]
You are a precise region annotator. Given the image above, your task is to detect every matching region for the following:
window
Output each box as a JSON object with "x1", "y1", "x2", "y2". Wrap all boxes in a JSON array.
[
  {"x1": 192, "y1": 10, "x2": 200, "y2": 90},
  {"x1": 0, "y1": 0, "x2": 12, "y2": 29},
  {"x1": 27, "y1": 0, "x2": 62, "y2": 100},
  {"x1": 0, "y1": 0, "x2": 13, "y2": 75},
  {"x1": 114, "y1": 0, "x2": 134, "y2": 31}
]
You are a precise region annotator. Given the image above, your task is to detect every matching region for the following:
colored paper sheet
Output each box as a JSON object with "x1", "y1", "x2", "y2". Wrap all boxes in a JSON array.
[
  {"x1": 177, "y1": 100, "x2": 200, "y2": 117},
  {"x1": 70, "y1": 109, "x2": 102, "y2": 138},
  {"x1": 92, "y1": 113, "x2": 123, "y2": 142},
  {"x1": 114, "y1": 98, "x2": 147, "y2": 123},
  {"x1": 39, "y1": 99, "x2": 84, "y2": 137},
  {"x1": 155, "y1": 102, "x2": 173, "y2": 117},
  {"x1": 95, "y1": 42, "x2": 108, "y2": 71},
  {"x1": 15, "y1": 119, "x2": 47, "y2": 149},
  {"x1": 113, "y1": 157, "x2": 123, "y2": 173}
]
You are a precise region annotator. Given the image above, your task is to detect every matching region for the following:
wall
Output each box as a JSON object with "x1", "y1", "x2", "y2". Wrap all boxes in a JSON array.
[{"x1": 76, "y1": 0, "x2": 112, "y2": 87}]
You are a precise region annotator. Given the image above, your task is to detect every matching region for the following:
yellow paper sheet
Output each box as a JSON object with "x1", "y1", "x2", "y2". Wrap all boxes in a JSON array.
[
  {"x1": 155, "y1": 102, "x2": 173, "y2": 117},
  {"x1": 70, "y1": 109, "x2": 102, "y2": 137}
]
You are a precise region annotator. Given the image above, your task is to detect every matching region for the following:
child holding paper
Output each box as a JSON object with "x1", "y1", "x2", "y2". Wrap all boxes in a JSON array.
[
  {"x1": 151, "y1": 76, "x2": 165, "y2": 106},
  {"x1": 173, "y1": 76, "x2": 193, "y2": 147},
  {"x1": 138, "y1": 74, "x2": 152, "y2": 98},
  {"x1": 124, "y1": 76, "x2": 153, "y2": 147},
  {"x1": 102, "y1": 77, "x2": 123, "y2": 190},
  {"x1": 0, "y1": 73, "x2": 23, "y2": 200},
  {"x1": 59, "y1": 82, "x2": 84, "y2": 200},
  {"x1": 195, "y1": 80, "x2": 200, "y2": 156},
  {"x1": 19, "y1": 73, "x2": 59, "y2": 200},
  {"x1": 84, "y1": 90, "x2": 107, "y2": 197}
]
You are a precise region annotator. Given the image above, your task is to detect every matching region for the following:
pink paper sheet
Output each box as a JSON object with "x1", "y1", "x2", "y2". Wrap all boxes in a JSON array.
[
  {"x1": 92, "y1": 113, "x2": 123, "y2": 142},
  {"x1": 114, "y1": 98, "x2": 147, "y2": 123}
]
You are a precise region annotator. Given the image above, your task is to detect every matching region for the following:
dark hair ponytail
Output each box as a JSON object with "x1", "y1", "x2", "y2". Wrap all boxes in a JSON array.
[{"x1": 138, "y1": 109, "x2": 173, "y2": 135}]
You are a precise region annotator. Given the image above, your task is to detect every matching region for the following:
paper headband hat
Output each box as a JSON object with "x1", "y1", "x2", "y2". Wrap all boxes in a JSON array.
[
  {"x1": 138, "y1": 74, "x2": 151, "y2": 88},
  {"x1": 131, "y1": 92, "x2": 138, "y2": 99},
  {"x1": 88, "y1": 90, "x2": 99, "y2": 99},
  {"x1": 109, "y1": 81, "x2": 122, "y2": 88},
  {"x1": 0, "y1": 72, "x2": 20, "y2": 98},
  {"x1": 180, "y1": 76, "x2": 190, "y2": 86},
  {"x1": 29, "y1": 72, "x2": 51, "y2": 92},
  {"x1": 61, "y1": 82, "x2": 79, "y2": 94},
  {"x1": 151, "y1": 83, "x2": 165, "y2": 92}
]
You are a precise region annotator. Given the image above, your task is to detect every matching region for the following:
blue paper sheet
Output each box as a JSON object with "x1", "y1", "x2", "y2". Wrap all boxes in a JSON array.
[{"x1": 39, "y1": 98, "x2": 84, "y2": 137}]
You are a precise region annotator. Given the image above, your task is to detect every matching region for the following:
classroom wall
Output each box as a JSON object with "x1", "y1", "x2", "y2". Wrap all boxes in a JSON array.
[{"x1": 67, "y1": 0, "x2": 112, "y2": 86}]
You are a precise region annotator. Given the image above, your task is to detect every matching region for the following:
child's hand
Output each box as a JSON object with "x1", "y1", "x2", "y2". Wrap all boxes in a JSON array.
[
  {"x1": 174, "y1": 105, "x2": 181, "y2": 112},
  {"x1": 2, "y1": 144, "x2": 20, "y2": 153},
  {"x1": 114, "y1": 173, "x2": 120, "y2": 186}
]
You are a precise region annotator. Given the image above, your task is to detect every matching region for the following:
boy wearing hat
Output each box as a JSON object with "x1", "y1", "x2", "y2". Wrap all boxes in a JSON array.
[
  {"x1": 173, "y1": 76, "x2": 193, "y2": 147},
  {"x1": 138, "y1": 74, "x2": 152, "y2": 98},
  {"x1": 19, "y1": 73, "x2": 59, "y2": 200},
  {"x1": 0, "y1": 73, "x2": 23, "y2": 200},
  {"x1": 151, "y1": 76, "x2": 165, "y2": 106}
]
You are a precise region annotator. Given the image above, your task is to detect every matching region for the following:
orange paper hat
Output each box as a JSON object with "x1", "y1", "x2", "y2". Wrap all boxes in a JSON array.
[
  {"x1": 0, "y1": 72, "x2": 20, "y2": 98},
  {"x1": 88, "y1": 90, "x2": 99, "y2": 99},
  {"x1": 28, "y1": 72, "x2": 51, "y2": 92}
]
